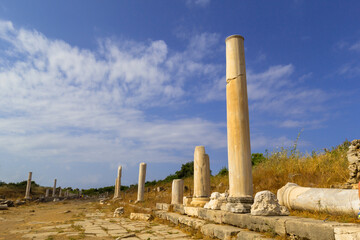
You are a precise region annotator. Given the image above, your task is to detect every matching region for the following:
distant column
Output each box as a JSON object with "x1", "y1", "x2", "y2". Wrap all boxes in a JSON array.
[
  {"x1": 224, "y1": 35, "x2": 253, "y2": 213},
  {"x1": 191, "y1": 146, "x2": 211, "y2": 207},
  {"x1": 45, "y1": 189, "x2": 49, "y2": 198},
  {"x1": 171, "y1": 179, "x2": 184, "y2": 204},
  {"x1": 113, "y1": 166, "x2": 122, "y2": 199},
  {"x1": 66, "y1": 190, "x2": 69, "y2": 197},
  {"x1": 137, "y1": 163, "x2": 147, "y2": 202},
  {"x1": 52, "y1": 179, "x2": 57, "y2": 197},
  {"x1": 24, "y1": 172, "x2": 32, "y2": 199},
  {"x1": 59, "y1": 188, "x2": 62, "y2": 197}
]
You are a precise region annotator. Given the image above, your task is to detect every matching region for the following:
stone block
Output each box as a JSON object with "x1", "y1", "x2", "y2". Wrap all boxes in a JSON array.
[
  {"x1": 237, "y1": 230, "x2": 274, "y2": 240},
  {"x1": 222, "y1": 212, "x2": 288, "y2": 236},
  {"x1": 155, "y1": 203, "x2": 163, "y2": 210},
  {"x1": 198, "y1": 208, "x2": 224, "y2": 224},
  {"x1": 201, "y1": 223, "x2": 241, "y2": 240},
  {"x1": 129, "y1": 213, "x2": 153, "y2": 221},
  {"x1": 165, "y1": 212, "x2": 180, "y2": 224},
  {"x1": 285, "y1": 218, "x2": 335, "y2": 240},
  {"x1": 178, "y1": 215, "x2": 206, "y2": 230},
  {"x1": 172, "y1": 204, "x2": 185, "y2": 214},
  {"x1": 184, "y1": 206, "x2": 200, "y2": 217},
  {"x1": 334, "y1": 225, "x2": 360, "y2": 240}
]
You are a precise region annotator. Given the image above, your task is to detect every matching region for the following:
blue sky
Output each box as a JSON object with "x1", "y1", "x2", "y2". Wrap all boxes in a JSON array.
[{"x1": 0, "y1": 0, "x2": 359, "y2": 189}]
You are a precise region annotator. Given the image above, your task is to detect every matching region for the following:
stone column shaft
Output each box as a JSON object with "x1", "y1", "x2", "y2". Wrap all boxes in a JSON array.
[
  {"x1": 137, "y1": 163, "x2": 147, "y2": 202},
  {"x1": 171, "y1": 179, "x2": 184, "y2": 204},
  {"x1": 191, "y1": 146, "x2": 211, "y2": 207},
  {"x1": 59, "y1": 188, "x2": 62, "y2": 197},
  {"x1": 52, "y1": 179, "x2": 57, "y2": 197},
  {"x1": 45, "y1": 189, "x2": 49, "y2": 198},
  {"x1": 25, "y1": 172, "x2": 32, "y2": 199},
  {"x1": 113, "y1": 166, "x2": 122, "y2": 199},
  {"x1": 226, "y1": 35, "x2": 253, "y2": 198}
]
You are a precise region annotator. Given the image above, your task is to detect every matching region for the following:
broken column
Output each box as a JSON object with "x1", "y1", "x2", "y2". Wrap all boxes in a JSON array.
[
  {"x1": 113, "y1": 166, "x2": 122, "y2": 199},
  {"x1": 52, "y1": 179, "x2": 57, "y2": 197},
  {"x1": 191, "y1": 146, "x2": 211, "y2": 207},
  {"x1": 66, "y1": 190, "x2": 69, "y2": 197},
  {"x1": 224, "y1": 35, "x2": 253, "y2": 213},
  {"x1": 59, "y1": 188, "x2": 62, "y2": 197},
  {"x1": 24, "y1": 172, "x2": 32, "y2": 199},
  {"x1": 45, "y1": 189, "x2": 49, "y2": 198},
  {"x1": 171, "y1": 179, "x2": 184, "y2": 204},
  {"x1": 137, "y1": 162, "x2": 147, "y2": 202}
]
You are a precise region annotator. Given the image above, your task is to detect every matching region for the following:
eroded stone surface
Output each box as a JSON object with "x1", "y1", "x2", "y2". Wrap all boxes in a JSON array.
[
  {"x1": 251, "y1": 190, "x2": 289, "y2": 216},
  {"x1": 204, "y1": 192, "x2": 228, "y2": 210},
  {"x1": 347, "y1": 139, "x2": 360, "y2": 184}
]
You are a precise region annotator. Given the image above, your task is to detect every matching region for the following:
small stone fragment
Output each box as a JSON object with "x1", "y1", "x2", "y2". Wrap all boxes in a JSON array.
[
  {"x1": 113, "y1": 207, "x2": 124, "y2": 217},
  {"x1": 129, "y1": 212, "x2": 153, "y2": 221}
]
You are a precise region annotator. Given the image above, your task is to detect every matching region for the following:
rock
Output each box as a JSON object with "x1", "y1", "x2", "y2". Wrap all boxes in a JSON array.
[
  {"x1": 0, "y1": 200, "x2": 14, "y2": 207},
  {"x1": 129, "y1": 200, "x2": 134, "y2": 203},
  {"x1": 347, "y1": 140, "x2": 360, "y2": 184},
  {"x1": 113, "y1": 207, "x2": 124, "y2": 217},
  {"x1": 129, "y1": 213, "x2": 153, "y2": 221},
  {"x1": 53, "y1": 198, "x2": 60, "y2": 202},
  {"x1": 14, "y1": 200, "x2": 26, "y2": 206},
  {"x1": 99, "y1": 199, "x2": 106, "y2": 205},
  {"x1": 251, "y1": 190, "x2": 289, "y2": 216},
  {"x1": 157, "y1": 187, "x2": 164, "y2": 192},
  {"x1": 0, "y1": 204, "x2": 8, "y2": 210},
  {"x1": 204, "y1": 192, "x2": 228, "y2": 210}
]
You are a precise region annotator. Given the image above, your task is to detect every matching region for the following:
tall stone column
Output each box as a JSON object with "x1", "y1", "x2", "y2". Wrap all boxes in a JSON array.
[
  {"x1": 191, "y1": 146, "x2": 211, "y2": 207},
  {"x1": 45, "y1": 189, "x2": 49, "y2": 198},
  {"x1": 59, "y1": 188, "x2": 62, "y2": 197},
  {"x1": 24, "y1": 172, "x2": 32, "y2": 199},
  {"x1": 137, "y1": 162, "x2": 147, "y2": 202},
  {"x1": 113, "y1": 166, "x2": 122, "y2": 199},
  {"x1": 52, "y1": 179, "x2": 57, "y2": 197},
  {"x1": 224, "y1": 35, "x2": 253, "y2": 213},
  {"x1": 171, "y1": 179, "x2": 184, "y2": 204}
]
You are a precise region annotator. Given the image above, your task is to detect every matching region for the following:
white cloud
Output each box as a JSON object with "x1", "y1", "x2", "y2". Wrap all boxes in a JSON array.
[
  {"x1": 247, "y1": 64, "x2": 328, "y2": 118},
  {"x1": 0, "y1": 20, "x2": 226, "y2": 168},
  {"x1": 349, "y1": 40, "x2": 360, "y2": 52},
  {"x1": 186, "y1": 0, "x2": 211, "y2": 7}
]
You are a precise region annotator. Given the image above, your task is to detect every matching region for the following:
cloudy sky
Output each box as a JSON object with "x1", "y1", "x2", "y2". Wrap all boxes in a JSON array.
[{"x1": 0, "y1": 0, "x2": 359, "y2": 189}]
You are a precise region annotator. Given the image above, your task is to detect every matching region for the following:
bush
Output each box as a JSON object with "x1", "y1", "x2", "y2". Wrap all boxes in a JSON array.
[
  {"x1": 251, "y1": 153, "x2": 266, "y2": 166},
  {"x1": 217, "y1": 167, "x2": 228, "y2": 176}
]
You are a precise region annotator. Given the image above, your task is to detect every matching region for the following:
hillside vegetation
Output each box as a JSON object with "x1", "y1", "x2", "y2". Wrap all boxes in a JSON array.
[{"x1": 0, "y1": 140, "x2": 351, "y2": 203}]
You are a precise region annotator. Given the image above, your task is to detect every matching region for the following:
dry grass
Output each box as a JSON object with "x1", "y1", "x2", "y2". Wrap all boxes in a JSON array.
[
  {"x1": 253, "y1": 141, "x2": 350, "y2": 194},
  {"x1": 0, "y1": 185, "x2": 47, "y2": 199}
]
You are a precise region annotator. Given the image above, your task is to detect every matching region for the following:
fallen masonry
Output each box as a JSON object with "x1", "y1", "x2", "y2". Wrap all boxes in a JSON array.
[{"x1": 155, "y1": 203, "x2": 360, "y2": 240}]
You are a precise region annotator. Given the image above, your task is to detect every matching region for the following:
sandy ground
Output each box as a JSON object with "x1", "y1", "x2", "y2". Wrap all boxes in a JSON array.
[{"x1": 0, "y1": 199, "x2": 193, "y2": 240}]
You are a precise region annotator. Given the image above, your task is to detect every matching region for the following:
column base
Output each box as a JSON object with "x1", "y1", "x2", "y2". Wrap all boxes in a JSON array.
[
  {"x1": 221, "y1": 196, "x2": 254, "y2": 213},
  {"x1": 190, "y1": 197, "x2": 210, "y2": 207}
]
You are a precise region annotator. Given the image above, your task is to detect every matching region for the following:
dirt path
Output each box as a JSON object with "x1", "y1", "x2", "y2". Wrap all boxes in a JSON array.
[{"x1": 0, "y1": 199, "x2": 193, "y2": 240}]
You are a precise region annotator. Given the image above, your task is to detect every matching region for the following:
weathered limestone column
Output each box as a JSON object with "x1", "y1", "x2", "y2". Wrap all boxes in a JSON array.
[
  {"x1": 52, "y1": 179, "x2": 57, "y2": 197},
  {"x1": 66, "y1": 190, "x2": 69, "y2": 197},
  {"x1": 113, "y1": 166, "x2": 122, "y2": 199},
  {"x1": 224, "y1": 35, "x2": 253, "y2": 213},
  {"x1": 137, "y1": 162, "x2": 147, "y2": 202},
  {"x1": 45, "y1": 189, "x2": 49, "y2": 198},
  {"x1": 59, "y1": 188, "x2": 62, "y2": 197},
  {"x1": 191, "y1": 146, "x2": 211, "y2": 207},
  {"x1": 24, "y1": 172, "x2": 32, "y2": 199},
  {"x1": 171, "y1": 179, "x2": 184, "y2": 204}
]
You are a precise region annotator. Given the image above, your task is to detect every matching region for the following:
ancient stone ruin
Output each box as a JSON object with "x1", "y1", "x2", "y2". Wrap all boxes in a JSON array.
[{"x1": 347, "y1": 139, "x2": 360, "y2": 184}]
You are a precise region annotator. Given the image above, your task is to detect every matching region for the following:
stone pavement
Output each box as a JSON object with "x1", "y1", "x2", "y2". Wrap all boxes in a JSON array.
[{"x1": 18, "y1": 210, "x2": 192, "y2": 239}]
